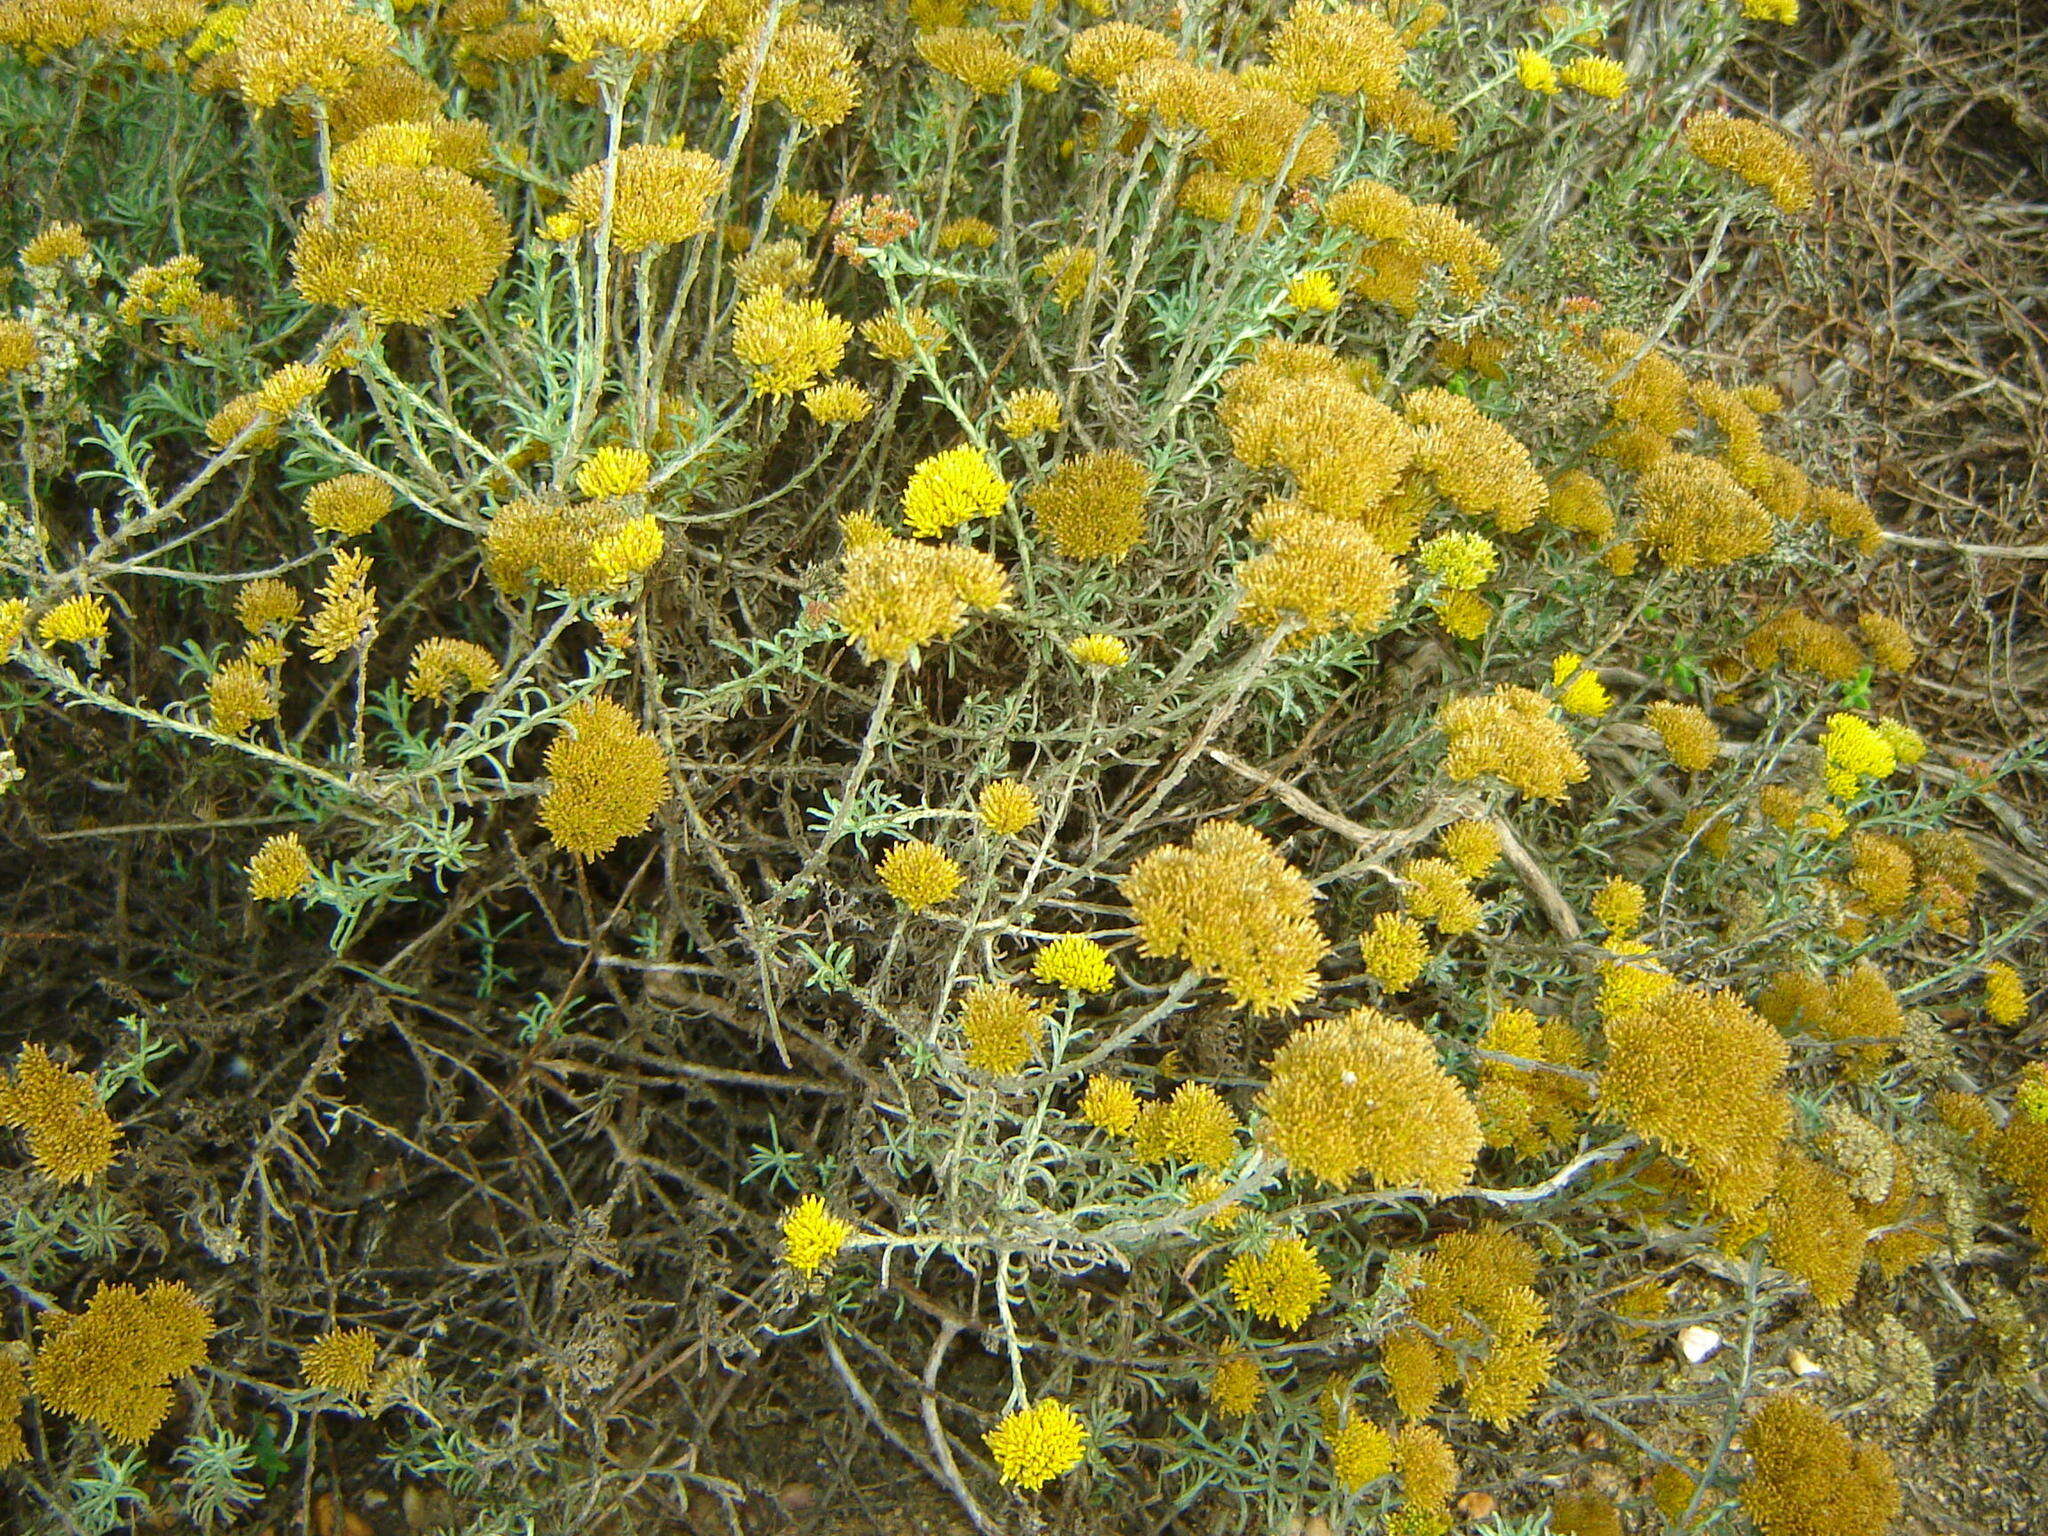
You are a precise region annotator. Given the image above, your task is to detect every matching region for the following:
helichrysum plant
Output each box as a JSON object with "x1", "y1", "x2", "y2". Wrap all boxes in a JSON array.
[{"x1": 0, "y1": 0, "x2": 2034, "y2": 1530}]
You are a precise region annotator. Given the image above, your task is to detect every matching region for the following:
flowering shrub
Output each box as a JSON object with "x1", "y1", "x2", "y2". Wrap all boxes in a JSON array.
[{"x1": 0, "y1": 0, "x2": 2039, "y2": 1531}]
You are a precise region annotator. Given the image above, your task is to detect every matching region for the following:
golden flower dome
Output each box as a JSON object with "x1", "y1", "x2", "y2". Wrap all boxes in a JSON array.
[
  {"x1": 31, "y1": 1280, "x2": 214, "y2": 1442},
  {"x1": 1026, "y1": 448, "x2": 1148, "y2": 562},
  {"x1": 1121, "y1": 819, "x2": 1327, "y2": 1016},
  {"x1": 0, "y1": 1043, "x2": 118, "y2": 1185},
  {"x1": 566, "y1": 142, "x2": 727, "y2": 252},
  {"x1": 537, "y1": 696, "x2": 670, "y2": 858},
  {"x1": 1256, "y1": 1006, "x2": 1480, "y2": 1192},
  {"x1": 233, "y1": 0, "x2": 395, "y2": 107},
  {"x1": 292, "y1": 164, "x2": 510, "y2": 324},
  {"x1": 1223, "y1": 1233, "x2": 1329, "y2": 1329}
]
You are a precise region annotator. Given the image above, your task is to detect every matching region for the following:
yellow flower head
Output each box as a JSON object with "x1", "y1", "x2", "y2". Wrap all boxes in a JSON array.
[
  {"x1": 576, "y1": 445, "x2": 651, "y2": 500},
  {"x1": 1080, "y1": 1074, "x2": 1141, "y2": 1136},
  {"x1": 977, "y1": 778, "x2": 1040, "y2": 837},
  {"x1": 1331, "y1": 1418, "x2": 1394, "y2": 1491},
  {"x1": 300, "y1": 1328, "x2": 377, "y2": 1398},
  {"x1": 956, "y1": 980, "x2": 1049, "y2": 1076},
  {"x1": 293, "y1": 164, "x2": 511, "y2": 325},
  {"x1": 917, "y1": 26, "x2": 1028, "y2": 95},
  {"x1": 1418, "y1": 531, "x2": 1498, "y2": 591},
  {"x1": 1559, "y1": 56, "x2": 1626, "y2": 98},
  {"x1": 1223, "y1": 1233, "x2": 1330, "y2": 1330},
  {"x1": 304, "y1": 473, "x2": 394, "y2": 537},
  {"x1": 538, "y1": 697, "x2": 670, "y2": 858},
  {"x1": 1438, "y1": 686, "x2": 1590, "y2": 801},
  {"x1": 406, "y1": 638, "x2": 503, "y2": 703},
  {"x1": 588, "y1": 514, "x2": 664, "y2": 586},
  {"x1": 1360, "y1": 911, "x2": 1430, "y2": 992},
  {"x1": 1591, "y1": 877, "x2": 1646, "y2": 939},
  {"x1": 833, "y1": 534, "x2": 1009, "y2": 663},
  {"x1": 803, "y1": 380, "x2": 874, "y2": 425},
  {"x1": 565, "y1": 143, "x2": 727, "y2": 252},
  {"x1": 733, "y1": 285, "x2": 852, "y2": 396},
  {"x1": 999, "y1": 387, "x2": 1062, "y2": 439},
  {"x1": 1646, "y1": 700, "x2": 1719, "y2": 772},
  {"x1": 1874, "y1": 716, "x2": 1925, "y2": 767},
  {"x1": 878, "y1": 839, "x2": 961, "y2": 909},
  {"x1": 1742, "y1": 0, "x2": 1799, "y2": 21},
  {"x1": 210, "y1": 658, "x2": 280, "y2": 737},
  {"x1": 38, "y1": 594, "x2": 110, "y2": 647},
  {"x1": 31, "y1": 1281, "x2": 214, "y2": 1443},
  {"x1": 0, "y1": 1043, "x2": 119, "y2": 1186},
  {"x1": 1400, "y1": 857, "x2": 1481, "y2": 935},
  {"x1": 984, "y1": 1398, "x2": 1087, "y2": 1489},
  {"x1": 780, "y1": 1193, "x2": 853, "y2": 1277},
  {"x1": 1122, "y1": 820, "x2": 1328, "y2": 1016},
  {"x1": 1131, "y1": 1082, "x2": 1240, "y2": 1171},
  {"x1": 1257, "y1": 1006, "x2": 1481, "y2": 1193},
  {"x1": 1551, "y1": 652, "x2": 1612, "y2": 717},
  {"x1": 1686, "y1": 111, "x2": 1815, "y2": 215},
  {"x1": 1027, "y1": 448, "x2": 1149, "y2": 563},
  {"x1": 1439, "y1": 819, "x2": 1501, "y2": 879},
  {"x1": 1819, "y1": 714, "x2": 1896, "y2": 802},
  {"x1": 902, "y1": 446, "x2": 1008, "y2": 539},
  {"x1": 247, "y1": 832, "x2": 314, "y2": 901},
  {"x1": 233, "y1": 0, "x2": 396, "y2": 107},
  {"x1": 541, "y1": 0, "x2": 702, "y2": 59},
  {"x1": 1034, "y1": 935, "x2": 1115, "y2": 994},
  {"x1": 1068, "y1": 632, "x2": 1129, "y2": 669},
  {"x1": 1984, "y1": 963, "x2": 2026, "y2": 1028},
  {"x1": 1208, "y1": 1352, "x2": 1264, "y2": 1417},
  {"x1": 1285, "y1": 270, "x2": 1342, "y2": 312},
  {"x1": 1516, "y1": 50, "x2": 1558, "y2": 94}
]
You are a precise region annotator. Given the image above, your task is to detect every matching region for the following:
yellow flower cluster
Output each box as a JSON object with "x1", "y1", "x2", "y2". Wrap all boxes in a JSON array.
[
  {"x1": 541, "y1": 0, "x2": 700, "y2": 59},
  {"x1": 1404, "y1": 1229, "x2": 1558, "y2": 1427},
  {"x1": 1745, "y1": 609, "x2": 1865, "y2": 682},
  {"x1": 1646, "y1": 700, "x2": 1720, "y2": 771},
  {"x1": 1403, "y1": 387, "x2": 1547, "y2": 532},
  {"x1": 1079, "y1": 1074, "x2": 1141, "y2": 1136},
  {"x1": 1223, "y1": 1233, "x2": 1330, "y2": 1329},
  {"x1": 732, "y1": 285, "x2": 851, "y2": 396},
  {"x1": 300, "y1": 1327, "x2": 377, "y2": 1398},
  {"x1": 983, "y1": 1398, "x2": 1087, "y2": 1489},
  {"x1": 1026, "y1": 448, "x2": 1148, "y2": 562},
  {"x1": 566, "y1": 143, "x2": 727, "y2": 252},
  {"x1": 832, "y1": 527, "x2": 1008, "y2": 662},
  {"x1": 1064, "y1": 19, "x2": 1175, "y2": 88},
  {"x1": 999, "y1": 387, "x2": 1061, "y2": 439},
  {"x1": 1417, "y1": 530, "x2": 1497, "y2": 590},
  {"x1": 1400, "y1": 856, "x2": 1481, "y2": 934},
  {"x1": 877, "y1": 838, "x2": 961, "y2": 909},
  {"x1": 955, "y1": 981, "x2": 1048, "y2": 1076},
  {"x1": 304, "y1": 472, "x2": 394, "y2": 537},
  {"x1": 1130, "y1": 1082, "x2": 1240, "y2": 1171},
  {"x1": 484, "y1": 496, "x2": 662, "y2": 596},
  {"x1": 406, "y1": 637, "x2": 502, "y2": 703},
  {"x1": 802, "y1": 379, "x2": 874, "y2": 424},
  {"x1": 900, "y1": 445, "x2": 1007, "y2": 539},
  {"x1": 1739, "y1": 1394, "x2": 1899, "y2": 1536},
  {"x1": 780, "y1": 1193, "x2": 853, "y2": 1277},
  {"x1": 1218, "y1": 341, "x2": 1416, "y2": 533},
  {"x1": 1635, "y1": 452, "x2": 1775, "y2": 567},
  {"x1": 917, "y1": 24, "x2": 1026, "y2": 94},
  {"x1": 1765, "y1": 1152, "x2": 1868, "y2": 1309},
  {"x1": 1599, "y1": 984, "x2": 1791, "y2": 1216},
  {"x1": 1440, "y1": 818, "x2": 1501, "y2": 878},
  {"x1": 1257, "y1": 1006, "x2": 1481, "y2": 1192},
  {"x1": 721, "y1": 16, "x2": 859, "y2": 129},
  {"x1": 1393, "y1": 1422, "x2": 1459, "y2": 1535},
  {"x1": 1359, "y1": 910, "x2": 1429, "y2": 991},
  {"x1": 1590, "y1": 877, "x2": 1645, "y2": 938},
  {"x1": 232, "y1": 0, "x2": 394, "y2": 107},
  {"x1": 1068, "y1": 632, "x2": 1130, "y2": 669},
  {"x1": 1475, "y1": 1005, "x2": 1590, "y2": 1158},
  {"x1": 1265, "y1": 0, "x2": 1405, "y2": 103},
  {"x1": 1327, "y1": 184, "x2": 1501, "y2": 315},
  {"x1": 1819, "y1": 713, "x2": 1897, "y2": 801},
  {"x1": 37, "y1": 592, "x2": 109, "y2": 647},
  {"x1": 248, "y1": 831, "x2": 314, "y2": 900},
  {"x1": 1560, "y1": 55, "x2": 1626, "y2": 97},
  {"x1": 32, "y1": 1280, "x2": 214, "y2": 1442},
  {"x1": 1550, "y1": 653, "x2": 1611, "y2": 718},
  {"x1": 537, "y1": 696, "x2": 669, "y2": 858},
  {"x1": 1207, "y1": 1351, "x2": 1264, "y2": 1417},
  {"x1": 1687, "y1": 111, "x2": 1816, "y2": 214},
  {"x1": 1330, "y1": 1416, "x2": 1393, "y2": 1491},
  {"x1": 209, "y1": 656, "x2": 279, "y2": 735},
  {"x1": 1235, "y1": 500, "x2": 1411, "y2": 643},
  {"x1": 1437, "y1": 685, "x2": 1590, "y2": 801},
  {"x1": 1122, "y1": 819, "x2": 1327, "y2": 1015},
  {"x1": 861, "y1": 305, "x2": 949, "y2": 364},
  {"x1": 0, "y1": 1042, "x2": 118, "y2": 1185},
  {"x1": 1034, "y1": 935, "x2": 1114, "y2": 993},
  {"x1": 1985, "y1": 962, "x2": 2027, "y2": 1027},
  {"x1": 294, "y1": 162, "x2": 510, "y2": 324},
  {"x1": 976, "y1": 778, "x2": 1039, "y2": 836}
]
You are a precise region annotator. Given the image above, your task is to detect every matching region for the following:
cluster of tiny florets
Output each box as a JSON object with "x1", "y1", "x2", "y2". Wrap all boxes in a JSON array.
[
  {"x1": 1122, "y1": 820, "x2": 1328, "y2": 1015},
  {"x1": 1438, "y1": 686, "x2": 1590, "y2": 801},
  {"x1": 537, "y1": 697, "x2": 670, "y2": 858},
  {"x1": 1223, "y1": 1233, "x2": 1331, "y2": 1329},
  {"x1": 0, "y1": 1043, "x2": 119, "y2": 1185}
]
